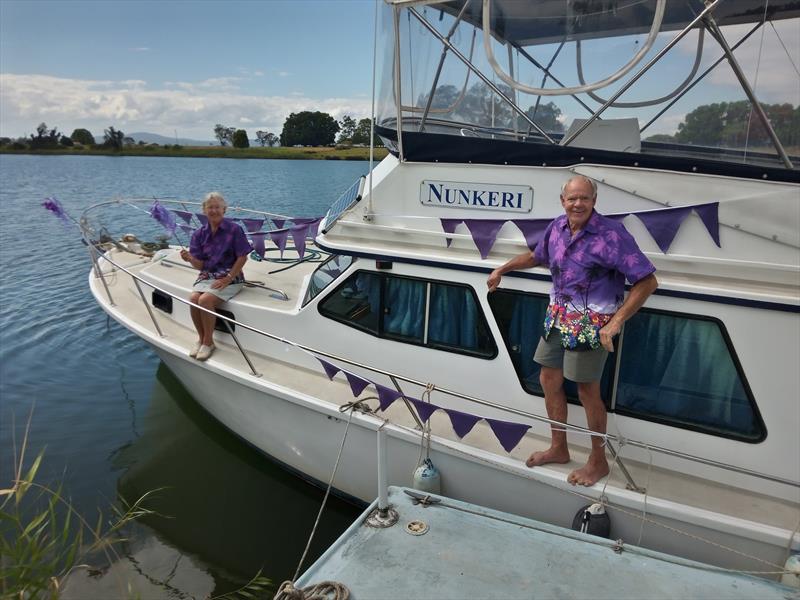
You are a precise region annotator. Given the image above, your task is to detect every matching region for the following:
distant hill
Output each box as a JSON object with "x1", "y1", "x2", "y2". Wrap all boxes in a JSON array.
[{"x1": 121, "y1": 132, "x2": 217, "y2": 146}]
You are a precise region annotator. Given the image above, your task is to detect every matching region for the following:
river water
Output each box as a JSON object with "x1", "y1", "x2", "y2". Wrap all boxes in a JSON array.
[{"x1": 0, "y1": 154, "x2": 369, "y2": 597}]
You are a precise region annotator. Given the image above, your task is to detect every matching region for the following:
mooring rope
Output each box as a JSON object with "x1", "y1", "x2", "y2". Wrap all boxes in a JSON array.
[{"x1": 273, "y1": 401, "x2": 370, "y2": 600}]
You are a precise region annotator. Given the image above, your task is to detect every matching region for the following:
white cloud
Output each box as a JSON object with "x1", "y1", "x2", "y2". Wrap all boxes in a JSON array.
[
  {"x1": 278, "y1": 71, "x2": 290, "y2": 77},
  {"x1": 0, "y1": 73, "x2": 371, "y2": 139},
  {"x1": 129, "y1": 47, "x2": 150, "y2": 52}
]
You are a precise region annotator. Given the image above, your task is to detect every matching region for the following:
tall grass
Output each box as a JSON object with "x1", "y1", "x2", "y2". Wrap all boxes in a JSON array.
[{"x1": 0, "y1": 414, "x2": 157, "y2": 599}]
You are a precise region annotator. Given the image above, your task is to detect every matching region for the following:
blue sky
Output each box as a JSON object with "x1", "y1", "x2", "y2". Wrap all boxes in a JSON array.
[
  {"x1": 0, "y1": 0, "x2": 377, "y2": 139},
  {"x1": 1, "y1": 1, "x2": 797, "y2": 142}
]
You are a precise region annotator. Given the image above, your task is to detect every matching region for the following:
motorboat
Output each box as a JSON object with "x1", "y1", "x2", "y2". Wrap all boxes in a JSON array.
[{"x1": 82, "y1": 0, "x2": 800, "y2": 580}]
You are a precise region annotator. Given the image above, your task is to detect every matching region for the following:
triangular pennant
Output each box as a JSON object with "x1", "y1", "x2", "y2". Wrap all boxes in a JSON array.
[
  {"x1": 486, "y1": 418, "x2": 531, "y2": 453},
  {"x1": 250, "y1": 232, "x2": 267, "y2": 258},
  {"x1": 463, "y1": 219, "x2": 505, "y2": 259},
  {"x1": 196, "y1": 213, "x2": 208, "y2": 226},
  {"x1": 290, "y1": 223, "x2": 309, "y2": 260},
  {"x1": 172, "y1": 209, "x2": 194, "y2": 225},
  {"x1": 241, "y1": 218, "x2": 265, "y2": 233},
  {"x1": 315, "y1": 357, "x2": 341, "y2": 381},
  {"x1": 635, "y1": 206, "x2": 692, "y2": 253},
  {"x1": 439, "y1": 218, "x2": 463, "y2": 248},
  {"x1": 292, "y1": 217, "x2": 322, "y2": 239},
  {"x1": 269, "y1": 229, "x2": 290, "y2": 258},
  {"x1": 178, "y1": 224, "x2": 195, "y2": 237},
  {"x1": 409, "y1": 398, "x2": 439, "y2": 423},
  {"x1": 272, "y1": 218, "x2": 286, "y2": 229},
  {"x1": 443, "y1": 408, "x2": 481, "y2": 439},
  {"x1": 375, "y1": 384, "x2": 403, "y2": 411},
  {"x1": 511, "y1": 219, "x2": 550, "y2": 251},
  {"x1": 344, "y1": 371, "x2": 371, "y2": 397},
  {"x1": 692, "y1": 202, "x2": 721, "y2": 247}
]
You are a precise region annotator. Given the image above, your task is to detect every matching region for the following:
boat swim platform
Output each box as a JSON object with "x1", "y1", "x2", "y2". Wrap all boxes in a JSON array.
[{"x1": 295, "y1": 486, "x2": 795, "y2": 600}]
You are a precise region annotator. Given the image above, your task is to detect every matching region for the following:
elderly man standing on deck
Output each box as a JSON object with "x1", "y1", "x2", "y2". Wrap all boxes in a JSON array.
[{"x1": 487, "y1": 175, "x2": 658, "y2": 486}]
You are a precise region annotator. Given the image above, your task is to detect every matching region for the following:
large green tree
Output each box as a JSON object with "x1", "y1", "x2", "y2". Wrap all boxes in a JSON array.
[
  {"x1": 213, "y1": 124, "x2": 235, "y2": 146},
  {"x1": 280, "y1": 111, "x2": 339, "y2": 147},
  {"x1": 337, "y1": 115, "x2": 357, "y2": 144},
  {"x1": 70, "y1": 128, "x2": 95, "y2": 145},
  {"x1": 675, "y1": 100, "x2": 798, "y2": 148},
  {"x1": 232, "y1": 129, "x2": 250, "y2": 148}
]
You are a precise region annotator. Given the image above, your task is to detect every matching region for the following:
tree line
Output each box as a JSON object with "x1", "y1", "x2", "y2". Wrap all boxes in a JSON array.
[
  {"x1": 0, "y1": 124, "x2": 177, "y2": 151},
  {"x1": 212, "y1": 112, "x2": 380, "y2": 148}
]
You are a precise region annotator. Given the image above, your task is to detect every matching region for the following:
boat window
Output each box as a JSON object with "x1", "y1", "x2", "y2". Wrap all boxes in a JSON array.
[
  {"x1": 616, "y1": 310, "x2": 764, "y2": 442},
  {"x1": 319, "y1": 271, "x2": 496, "y2": 358},
  {"x1": 302, "y1": 254, "x2": 354, "y2": 307},
  {"x1": 487, "y1": 289, "x2": 615, "y2": 405}
]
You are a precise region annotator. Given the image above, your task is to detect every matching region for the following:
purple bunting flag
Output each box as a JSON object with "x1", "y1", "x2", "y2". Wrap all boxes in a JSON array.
[
  {"x1": 178, "y1": 224, "x2": 195, "y2": 237},
  {"x1": 635, "y1": 206, "x2": 692, "y2": 253},
  {"x1": 439, "y1": 218, "x2": 463, "y2": 248},
  {"x1": 693, "y1": 202, "x2": 721, "y2": 247},
  {"x1": 315, "y1": 357, "x2": 341, "y2": 381},
  {"x1": 149, "y1": 200, "x2": 177, "y2": 235},
  {"x1": 196, "y1": 213, "x2": 208, "y2": 226},
  {"x1": 290, "y1": 223, "x2": 309, "y2": 260},
  {"x1": 511, "y1": 219, "x2": 550, "y2": 251},
  {"x1": 269, "y1": 229, "x2": 290, "y2": 257},
  {"x1": 172, "y1": 209, "x2": 194, "y2": 225},
  {"x1": 375, "y1": 384, "x2": 402, "y2": 411},
  {"x1": 409, "y1": 398, "x2": 439, "y2": 423},
  {"x1": 42, "y1": 196, "x2": 71, "y2": 225},
  {"x1": 463, "y1": 219, "x2": 506, "y2": 259},
  {"x1": 250, "y1": 232, "x2": 267, "y2": 257},
  {"x1": 241, "y1": 218, "x2": 265, "y2": 233},
  {"x1": 486, "y1": 418, "x2": 531, "y2": 453},
  {"x1": 272, "y1": 218, "x2": 286, "y2": 229},
  {"x1": 443, "y1": 408, "x2": 481, "y2": 439},
  {"x1": 293, "y1": 217, "x2": 322, "y2": 239},
  {"x1": 344, "y1": 371, "x2": 372, "y2": 397}
]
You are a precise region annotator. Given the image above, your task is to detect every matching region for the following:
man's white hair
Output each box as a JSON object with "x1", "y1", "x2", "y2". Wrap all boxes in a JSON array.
[{"x1": 560, "y1": 176, "x2": 597, "y2": 198}]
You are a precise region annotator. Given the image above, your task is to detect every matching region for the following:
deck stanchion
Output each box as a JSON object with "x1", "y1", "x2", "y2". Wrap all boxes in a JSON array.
[
  {"x1": 132, "y1": 278, "x2": 165, "y2": 338},
  {"x1": 219, "y1": 318, "x2": 262, "y2": 377},
  {"x1": 86, "y1": 241, "x2": 115, "y2": 307},
  {"x1": 378, "y1": 427, "x2": 389, "y2": 513}
]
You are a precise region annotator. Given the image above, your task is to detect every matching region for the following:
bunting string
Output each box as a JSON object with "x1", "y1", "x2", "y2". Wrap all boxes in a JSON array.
[
  {"x1": 312, "y1": 355, "x2": 547, "y2": 454},
  {"x1": 440, "y1": 202, "x2": 721, "y2": 258}
]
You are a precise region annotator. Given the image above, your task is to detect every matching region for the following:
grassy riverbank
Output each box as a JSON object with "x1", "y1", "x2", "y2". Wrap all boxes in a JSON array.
[{"x1": 0, "y1": 145, "x2": 389, "y2": 161}]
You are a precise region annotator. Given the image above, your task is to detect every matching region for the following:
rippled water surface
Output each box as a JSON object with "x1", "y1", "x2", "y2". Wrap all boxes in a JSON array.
[{"x1": 0, "y1": 154, "x2": 368, "y2": 596}]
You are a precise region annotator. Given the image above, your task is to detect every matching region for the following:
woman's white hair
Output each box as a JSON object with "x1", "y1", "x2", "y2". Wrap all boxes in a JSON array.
[
  {"x1": 202, "y1": 191, "x2": 227, "y2": 210},
  {"x1": 560, "y1": 176, "x2": 597, "y2": 198}
]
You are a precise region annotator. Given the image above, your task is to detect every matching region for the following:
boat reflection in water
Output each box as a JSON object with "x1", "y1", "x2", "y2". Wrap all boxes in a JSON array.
[{"x1": 67, "y1": 364, "x2": 360, "y2": 598}]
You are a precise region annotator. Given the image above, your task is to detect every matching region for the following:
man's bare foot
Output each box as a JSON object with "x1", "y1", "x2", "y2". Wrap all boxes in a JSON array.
[
  {"x1": 525, "y1": 446, "x2": 570, "y2": 468},
  {"x1": 567, "y1": 457, "x2": 609, "y2": 486}
]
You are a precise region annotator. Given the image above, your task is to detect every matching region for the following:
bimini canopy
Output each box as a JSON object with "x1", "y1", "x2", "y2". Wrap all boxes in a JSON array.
[{"x1": 386, "y1": 0, "x2": 800, "y2": 46}]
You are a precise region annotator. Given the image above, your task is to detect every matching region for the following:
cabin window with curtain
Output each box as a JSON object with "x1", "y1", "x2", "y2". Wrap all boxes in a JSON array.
[
  {"x1": 488, "y1": 288, "x2": 764, "y2": 441},
  {"x1": 615, "y1": 310, "x2": 764, "y2": 442},
  {"x1": 319, "y1": 271, "x2": 496, "y2": 358}
]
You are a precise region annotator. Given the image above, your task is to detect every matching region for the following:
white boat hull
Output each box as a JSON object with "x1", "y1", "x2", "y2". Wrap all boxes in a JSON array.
[{"x1": 154, "y1": 344, "x2": 791, "y2": 574}]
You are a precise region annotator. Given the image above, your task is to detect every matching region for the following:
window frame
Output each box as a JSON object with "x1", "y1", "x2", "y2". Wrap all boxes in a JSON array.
[
  {"x1": 614, "y1": 306, "x2": 766, "y2": 443},
  {"x1": 302, "y1": 254, "x2": 355, "y2": 308},
  {"x1": 318, "y1": 269, "x2": 498, "y2": 359}
]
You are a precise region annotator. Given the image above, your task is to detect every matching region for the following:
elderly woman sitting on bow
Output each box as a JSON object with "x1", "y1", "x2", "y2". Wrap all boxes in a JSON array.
[{"x1": 180, "y1": 192, "x2": 250, "y2": 361}]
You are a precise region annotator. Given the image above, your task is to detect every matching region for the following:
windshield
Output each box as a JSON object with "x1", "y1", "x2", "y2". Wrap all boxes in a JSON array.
[{"x1": 376, "y1": 0, "x2": 799, "y2": 170}]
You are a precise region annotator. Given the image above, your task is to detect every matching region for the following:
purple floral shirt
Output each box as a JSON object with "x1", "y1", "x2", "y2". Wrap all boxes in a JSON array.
[
  {"x1": 534, "y1": 211, "x2": 655, "y2": 350},
  {"x1": 189, "y1": 218, "x2": 251, "y2": 282}
]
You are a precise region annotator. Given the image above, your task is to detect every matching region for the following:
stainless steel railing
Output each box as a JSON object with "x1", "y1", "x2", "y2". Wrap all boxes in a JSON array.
[{"x1": 79, "y1": 199, "x2": 800, "y2": 490}]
